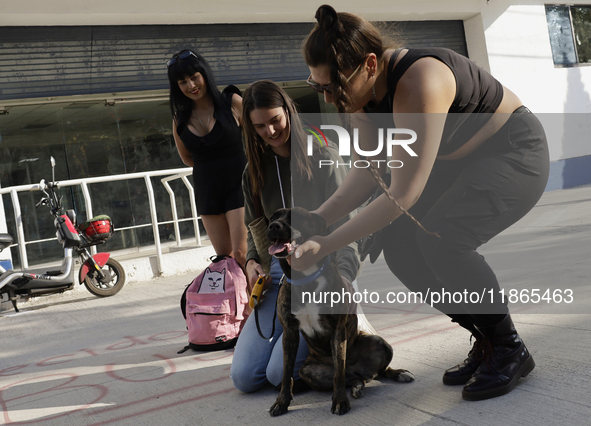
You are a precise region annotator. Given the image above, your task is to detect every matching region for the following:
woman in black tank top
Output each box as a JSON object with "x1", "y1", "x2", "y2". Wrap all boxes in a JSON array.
[
  {"x1": 167, "y1": 50, "x2": 247, "y2": 268},
  {"x1": 293, "y1": 5, "x2": 550, "y2": 402}
]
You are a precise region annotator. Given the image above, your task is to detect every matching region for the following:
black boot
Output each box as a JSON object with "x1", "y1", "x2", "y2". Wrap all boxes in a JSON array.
[
  {"x1": 443, "y1": 316, "x2": 483, "y2": 386},
  {"x1": 462, "y1": 314, "x2": 535, "y2": 401}
]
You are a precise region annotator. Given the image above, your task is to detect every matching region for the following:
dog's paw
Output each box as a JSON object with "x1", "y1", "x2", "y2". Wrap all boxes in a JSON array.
[
  {"x1": 387, "y1": 368, "x2": 415, "y2": 383},
  {"x1": 269, "y1": 401, "x2": 290, "y2": 417},
  {"x1": 350, "y1": 380, "x2": 365, "y2": 399},
  {"x1": 331, "y1": 396, "x2": 351, "y2": 415}
]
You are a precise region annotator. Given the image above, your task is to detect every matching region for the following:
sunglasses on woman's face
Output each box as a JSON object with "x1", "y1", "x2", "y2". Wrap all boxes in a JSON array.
[
  {"x1": 166, "y1": 51, "x2": 198, "y2": 67},
  {"x1": 306, "y1": 75, "x2": 334, "y2": 95},
  {"x1": 306, "y1": 62, "x2": 364, "y2": 95}
]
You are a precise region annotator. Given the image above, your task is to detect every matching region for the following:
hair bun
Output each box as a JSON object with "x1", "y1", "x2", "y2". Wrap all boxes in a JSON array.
[{"x1": 315, "y1": 4, "x2": 339, "y2": 32}]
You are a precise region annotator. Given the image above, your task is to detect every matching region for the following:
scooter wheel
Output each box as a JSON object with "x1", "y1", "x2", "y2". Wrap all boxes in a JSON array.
[{"x1": 81, "y1": 258, "x2": 126, "y2": 297}]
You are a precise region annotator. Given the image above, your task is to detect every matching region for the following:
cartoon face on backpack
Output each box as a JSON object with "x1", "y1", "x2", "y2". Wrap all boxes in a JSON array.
[{"x1": 197, "y1": 268, "x2": 226, "y2": 294}]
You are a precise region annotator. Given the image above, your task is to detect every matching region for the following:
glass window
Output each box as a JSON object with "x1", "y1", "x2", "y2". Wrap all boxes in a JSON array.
[
  {"x1": 571, "y1": 6, "x2": 591, "y2": 63},
  {"x1": 0, "y1": 95, "x2": 191, "y2": 266},
  {"x1": 546, "y1": 5, "x2": 591, "y2": 66}
]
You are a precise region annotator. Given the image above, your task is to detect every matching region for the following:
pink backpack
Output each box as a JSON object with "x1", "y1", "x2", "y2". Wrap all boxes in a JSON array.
[{"x1": 178, "y1": 255, "x2": 250, "y2": 353}]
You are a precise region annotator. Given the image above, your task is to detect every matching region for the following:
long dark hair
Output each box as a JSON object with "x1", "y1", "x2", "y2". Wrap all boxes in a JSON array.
[
  {"x1": 302, "y1": 5, "x2": 387, "y2": 113},
  {"x1": 302, "y1": 6, "x2": 437, "y2": 237},
  {"x1": 241, "y1": 80, "x2": 314, "y2": 196},
  {"x1": 167, "y1": 49, "x2": 232, "y2": 128}
]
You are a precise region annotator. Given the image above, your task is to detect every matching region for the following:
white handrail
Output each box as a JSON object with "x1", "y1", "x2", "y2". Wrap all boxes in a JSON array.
[
  {"x1": 144, "y1": 174, "x2": 162, "y2": 274},
  {"x1": 80, "y1": 181, "x2": 95, "y2": 255},
  {"x1": 161, "y1": 170, "x2": 201, "y2": 247},
  {"x1": 181, "y1": 175, "x2": 201, "y2": 246},
  {"x1": 0, "y1": 167, "x2": 200, "y2": 274}
]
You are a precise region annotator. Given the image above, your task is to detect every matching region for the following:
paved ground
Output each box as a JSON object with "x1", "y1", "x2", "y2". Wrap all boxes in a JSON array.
[{"x1": 1, "y1": 186, "x2": 590, "y2": 425}]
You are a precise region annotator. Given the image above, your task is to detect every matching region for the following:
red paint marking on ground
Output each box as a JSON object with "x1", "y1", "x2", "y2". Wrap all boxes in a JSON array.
[
  {"x1": 402, "y1": 303, "x2": 430, "y2": 316},
  {"x1": 148, "y1": 331, "x2": 188, "y2": 342},
  {"x1": 0, "y1": 374, "x2": 108, "y2": 425},
  {"x1": 87, "y1": 376, "x2": 231, "y2": 415},
  {"x1": 360, "y1": 304, "x2": 421, "y2": 314},
  {"x1": 374, "y1": 313, "x2": 441, "y2": 333},
  {"x1": 104, "y1": 355, "x2": 176, "y2": 383},
  {"x1": 87, "y1": 387, "x2": 236, "y2": 426},
  {"x1": 388, "y1": 325, "x2": 460, "y2": 346},
  {"x1": 378, "y1": 322, "x2": 451, "y2": 339}
]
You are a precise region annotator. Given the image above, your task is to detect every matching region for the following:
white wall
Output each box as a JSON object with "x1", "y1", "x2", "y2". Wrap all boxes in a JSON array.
[
  {"x1": 482, "y1": 3, "x2": 591, "y2": 114},
  {"x1": 479, "y1": 2, "x2": 591, "y2": 162},
  {"x1": 464, "y1": 13, "x2": 491, "y2": 73},
  {"x1": 0, "y1": 0, "x2": 482, "y2": 26}
]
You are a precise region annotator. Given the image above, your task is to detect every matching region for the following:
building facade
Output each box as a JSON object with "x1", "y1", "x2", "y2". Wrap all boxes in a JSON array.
[{"x1": 1, "y1": 0, "x2": 590, "y2": 266}]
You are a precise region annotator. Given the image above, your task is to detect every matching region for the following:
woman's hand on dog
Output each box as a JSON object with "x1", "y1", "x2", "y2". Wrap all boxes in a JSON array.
[{"x1": 291, "y1": 235, "x2": 327, "y2": 271}]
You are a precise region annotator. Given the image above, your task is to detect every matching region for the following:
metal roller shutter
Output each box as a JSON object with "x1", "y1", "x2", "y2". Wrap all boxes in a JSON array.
[{"x1": 0, "y1": 21, "x2": 467, "y2": 102}]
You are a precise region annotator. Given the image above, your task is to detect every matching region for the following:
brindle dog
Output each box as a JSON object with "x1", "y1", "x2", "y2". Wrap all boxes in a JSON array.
[{"x1": 267, "y1": 207, "x2": 414, "y2": 416}]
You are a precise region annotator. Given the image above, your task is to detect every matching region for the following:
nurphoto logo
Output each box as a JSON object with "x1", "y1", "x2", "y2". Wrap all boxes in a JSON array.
[{"x1": 306, "y1": 124, "x2": 418, "y2": 169}]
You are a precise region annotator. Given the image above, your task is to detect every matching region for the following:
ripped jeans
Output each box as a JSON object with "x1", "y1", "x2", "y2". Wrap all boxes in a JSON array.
[{"x1": 382, "y1": 106, "x2": 550, "y2": 327}]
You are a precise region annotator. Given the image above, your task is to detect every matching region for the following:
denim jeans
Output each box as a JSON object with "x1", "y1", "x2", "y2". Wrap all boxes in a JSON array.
[{"x1": 230, "y1": 257, "x2": 309, "y2": 393}]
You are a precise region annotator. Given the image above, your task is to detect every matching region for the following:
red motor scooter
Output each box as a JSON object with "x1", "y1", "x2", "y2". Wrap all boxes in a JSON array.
[{"x1": 0, "y1": 157, "x2": 126, "y2": 312}]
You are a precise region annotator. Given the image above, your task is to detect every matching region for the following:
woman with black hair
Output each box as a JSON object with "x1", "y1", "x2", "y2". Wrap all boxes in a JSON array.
[
  {"x1": 167, "y1": 50, "x2": 247, "y2": 267},
  {"x1": 293, "y1": 5, "x2": 550, "y2": 401}
]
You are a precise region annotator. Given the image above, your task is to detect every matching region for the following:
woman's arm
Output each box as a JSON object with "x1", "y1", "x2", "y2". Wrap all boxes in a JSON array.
[
  {"x1": 231, "y1": 93, "x2": 243, "y2": 126},
  {"x1": 314, "y1": 167, "x2": 378, "y2": 228},
  {"x1": 172, "y1": 120, "x2": 194, "y2": 167},
  {"x1": 313, "y1": 112, "x2": 386, "y2": 227},
  {"x1": 319, "y1": 145, "x2": 361, "y2": 283},
  {"x1": 241, "y1": 166, "x2": 268, "y2": 287},
  {"x1": 294, "y1": 57, "x2": 456, "y2": 269}
]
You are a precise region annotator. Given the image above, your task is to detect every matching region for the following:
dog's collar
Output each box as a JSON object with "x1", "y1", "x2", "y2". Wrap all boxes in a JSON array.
[{"x1": 285, "y1": 256, "x2": 331, "y2": 286}]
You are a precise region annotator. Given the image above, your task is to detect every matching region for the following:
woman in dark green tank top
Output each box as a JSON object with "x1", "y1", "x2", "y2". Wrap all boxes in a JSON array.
[{"x1": 293, "y1": 5, "x2": 550, "y2": 402}]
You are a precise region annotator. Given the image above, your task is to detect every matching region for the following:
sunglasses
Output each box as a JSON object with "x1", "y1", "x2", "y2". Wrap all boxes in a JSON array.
[
  {"x1": 306, "y1": 62, "x2": 364, "y2": 95},
  {"x1": 166, "y1": 51, "x2": 198, "y2": 67}
]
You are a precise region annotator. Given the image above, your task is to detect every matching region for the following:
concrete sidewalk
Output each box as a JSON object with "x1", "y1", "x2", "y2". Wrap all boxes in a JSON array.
[{"x1": 1, "y1": 186, "x2": 590, "y2": 425}]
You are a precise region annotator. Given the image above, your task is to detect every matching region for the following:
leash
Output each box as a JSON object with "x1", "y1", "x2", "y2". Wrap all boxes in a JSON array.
[
  {"x1": 254, "y1": 257, "x2": 331, "y2": 340},
  {"x1": 254, "y1": 276, "x2": 282, "y2": 340},
  {"x1": 254, "y1": 158, "x2": 294, "y2": 340}
]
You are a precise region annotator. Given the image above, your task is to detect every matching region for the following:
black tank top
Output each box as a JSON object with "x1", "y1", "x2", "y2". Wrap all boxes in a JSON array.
[
  {"x1": 177, "y1": 86, "x2": 245, "y2": 163},
  {"x1": 364, "y1": 48, "x2": 504, "y2": 156}
]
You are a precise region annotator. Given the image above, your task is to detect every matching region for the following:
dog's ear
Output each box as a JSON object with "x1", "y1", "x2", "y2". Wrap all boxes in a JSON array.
[{"x1": 310, "y1": 212, "x2": 327, "y2": 234}]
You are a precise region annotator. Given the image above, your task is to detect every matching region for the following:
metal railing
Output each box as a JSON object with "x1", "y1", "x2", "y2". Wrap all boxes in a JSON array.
[{"x1": 0, "y1": 167, "x2": 200, "y2": 275}]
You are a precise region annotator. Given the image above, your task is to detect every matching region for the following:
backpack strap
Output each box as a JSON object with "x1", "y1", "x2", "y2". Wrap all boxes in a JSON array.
[{"x1": 210, "y1": 254, "x2": 231, "y2": 263}]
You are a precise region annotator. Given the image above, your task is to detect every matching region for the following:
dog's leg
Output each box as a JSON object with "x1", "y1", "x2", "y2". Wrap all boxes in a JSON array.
[
  {"x1": 330, "y1": 319, "x2": 351, "y2": 415},
  {"x1": 370, "y1": 335, "x2": 415, "y2": 383},
  {"x1": 379, "y1": 366, "x2": 415, "y2": 382},
  {"x1": 299, "y1": 360, "x2": 366, "y2": 399},
  {"x1": 299, "y1": 359, "x2": 334, "y2": 391},
  {"x1": 373, "y1": 336, "x2": 414, "y2": 383},
  {"x1": 269, "y1": 318, "x2": 300, "y2": 417},
  {"x1": 347, "y1": 372, "x2": 366, "y2": 399},
  {"x1": 347, "y1": 334, "x2": 415, "y2": 385}
]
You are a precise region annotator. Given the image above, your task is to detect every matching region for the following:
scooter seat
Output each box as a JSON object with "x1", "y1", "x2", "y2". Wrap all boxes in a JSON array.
[{"x1": 0, "y1": 234, "x2": 14, "y2": 250}]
